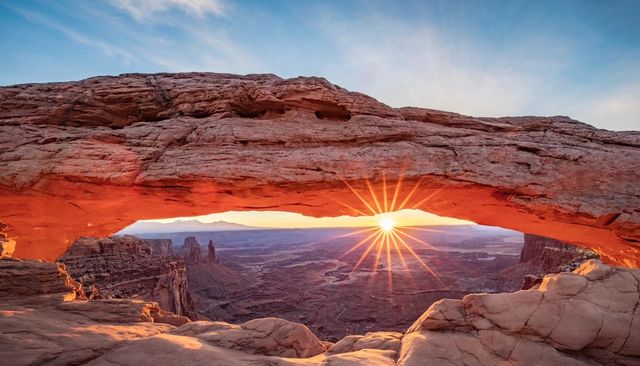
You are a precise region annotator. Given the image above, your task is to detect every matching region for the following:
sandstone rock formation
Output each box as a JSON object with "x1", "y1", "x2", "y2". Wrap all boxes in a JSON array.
[
  {"x1": 0, "y1": 73, "x2": 638, "y2": 266},
  {"x1": 170, "y1": 318, "x2": 327, "y2": 358},
  {"x1": 181, "y1": 236, "x2": 204, "y2": 264},
  {"x1": 208, "y1": 239, "x2": 219, "y2": 263},
  {"x1": 0, "y1": 257, "x2": 183, "y2": 365},
  {"x1": 58, "y1": 235, "x2": 195, "y2": 318},
  {"x1": 518, "y1": 233, "x2": 600, "y2": 289},
  {"x1": 521, "y1": 233, "x2": 599, "y2": 271},
  {"x1": 142, "y1": 238, "x2": 174, "y2": 256},
  {"x1": 400, "y1": 260, "x2": 640, "y2": 365},
  {"x1": 328, "y1": 331, "x2": 403, "y2": 355},
  {"x1": 0, "y1": 257, "x2": 84, "y2": 302}
]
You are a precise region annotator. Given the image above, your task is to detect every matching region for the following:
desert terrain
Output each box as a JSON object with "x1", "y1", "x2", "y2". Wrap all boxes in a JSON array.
[{"x1": 134, "y1": 225, "x2": 523, "y2": 340}]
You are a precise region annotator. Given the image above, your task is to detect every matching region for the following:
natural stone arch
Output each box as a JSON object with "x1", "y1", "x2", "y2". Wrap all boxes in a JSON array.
[{"x1": 0, "y1": 73, "x2": 638, "y2": 266}]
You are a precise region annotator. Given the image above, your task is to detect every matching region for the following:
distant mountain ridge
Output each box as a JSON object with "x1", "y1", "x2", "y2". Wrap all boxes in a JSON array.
[{"x1": 120, "y1": 219, "x2": 265, "y2": 234}]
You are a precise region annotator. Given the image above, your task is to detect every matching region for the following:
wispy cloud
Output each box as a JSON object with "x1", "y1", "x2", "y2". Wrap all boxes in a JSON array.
[
  {"x1": 316, "y1": 14, "x2": 570, "y2": 118},
  {"x1": 568, "y1": 80, "x2": 640, "y2": 131},
  {"x1": 313, "y1": 12, "x2": 639, "y2": 131},
  {"x1": 109, "y1": 0, "x2": 226, "y2": 21},
  {"x1": 6, "y1": 1, "x2": 260, "y2": 76},
  {"x1": 9, "y1": 5, "x2": 137, "y2": 65}
]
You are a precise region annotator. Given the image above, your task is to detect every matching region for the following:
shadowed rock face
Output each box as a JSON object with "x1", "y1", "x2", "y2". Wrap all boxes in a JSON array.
[
  {"x1": 142, "y1": 239, "x2": 173, "y2": 256},
  {"x1": 0, "y1": 72, "x2": 638, "y2": 266},
  {"x1": 181, "y1": 236, "x2": 204, "y2": 264},
  {"x1": 58, "y1": 235, "x2": 195, "y2": 318}
]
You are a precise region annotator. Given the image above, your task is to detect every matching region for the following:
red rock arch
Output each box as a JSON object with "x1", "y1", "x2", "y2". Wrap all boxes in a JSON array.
[{"x1": 0, "y1": 73, "x2": 638, "y2": 266}]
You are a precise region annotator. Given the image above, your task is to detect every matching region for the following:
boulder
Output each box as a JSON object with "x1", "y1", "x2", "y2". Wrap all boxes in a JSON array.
[
  {"x1": 171, "y1": 317, "x2": 327, "y2": 358},
  {"x1": 402, "y1": 260, "x2": 640, "y2": 365}
]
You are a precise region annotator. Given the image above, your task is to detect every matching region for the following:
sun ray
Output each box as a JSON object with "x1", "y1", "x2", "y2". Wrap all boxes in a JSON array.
[
  {"x1": 333, "y1": 169, "x2": 459, "y2": 295},
  {"x1": 365, "y1": 177, "x2": 383, "y2": 214},
  {"x1": 395, "y1": 229, "x2": 439, "y2": 250},
  {"x1": 340, "y1": 178, "x2": 379, "y2": 216},
  {"x1": 389, "y1": 163, "x2": 406, "y2": 212},
  {"x1": 341, "y1": 229, "x2": 383, "y2": 257},
  {"x1": 409, "y1": 188, "x2": 442, "y2": 210},
  {"x1": 397, "y1": 177, "x2": 424, "y2": 211},
  {"x1": 390, "y1": 231, "x2": 447, "y2": 288},
  {"x1": 389, "y1": 233, "x2": 418, "y2": 287},
  {"x1": 326, "y1": 195, "x2": 370, "y2": 217},
  {"x1": 372, "y1": 232, "x2": 386, "y2": 272},
  {"x1": 385, "y1": 232, "x2": 393, "y2": 293},
  {"x1": 352, "y1": 231, "x2": 384, "y2": 271},
  {"x1": 382, "y1": 172, "x2": 389, "y2": 213},
  {"x1": 334, "y1": 226, "x2": 379, "y2": 239}
]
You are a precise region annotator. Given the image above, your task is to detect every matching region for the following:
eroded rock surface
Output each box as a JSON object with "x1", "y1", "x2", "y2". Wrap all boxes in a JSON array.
[
  {"x1": 142, "y1": 238, "x2": 173, "y2": 256},
  {"x1": 181, "y1": 236, "x2": 204, "y2": 264},
  {"x1": 400, "y1": 260, "x2": 640, "y2": 365},
  {"x1": 328, "y1": 331, "x2": 403, "y2": 355},
  {"x1": 0, "y1": 73, "x2": 638, "y2": 266},
  {"x1": 58, "y1": 235, "x2": 195, "y2": 318},
  {"x1": 0, "y1": 257, "x2": 178, "y2": 365},
  {"x1": 170, "y1": 318, "x2": 327, "y2": 358},
  {"x1": 0, "y1": 257, "x2": 396, "y2": 366}
]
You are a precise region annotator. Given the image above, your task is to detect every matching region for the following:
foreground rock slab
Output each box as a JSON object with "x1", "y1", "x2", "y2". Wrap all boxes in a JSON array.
[
  {"x1": 400, "y1": 260, "x2": 640, "y2": 365},
  {"x1": 0, "y1": 73, "x2": 638, "y2": 266}
]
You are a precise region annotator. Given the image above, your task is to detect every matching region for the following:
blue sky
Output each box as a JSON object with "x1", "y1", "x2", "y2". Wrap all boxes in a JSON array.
[{"x1": 1, "y1": 0, "x2": 639, "y2": 131}]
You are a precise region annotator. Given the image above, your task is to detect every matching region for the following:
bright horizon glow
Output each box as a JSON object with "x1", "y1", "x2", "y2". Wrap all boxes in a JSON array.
[
  {"x1": 144, "y1": 209, "x2": 475, "y2": 229},
  {"x1": 379, "y1": 217, "x2": 395, "y2": 232}
]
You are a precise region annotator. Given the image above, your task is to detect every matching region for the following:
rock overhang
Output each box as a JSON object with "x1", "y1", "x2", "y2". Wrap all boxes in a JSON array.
[{"x1": 0, "y1": 72, "x2": 638, "y2": 266}]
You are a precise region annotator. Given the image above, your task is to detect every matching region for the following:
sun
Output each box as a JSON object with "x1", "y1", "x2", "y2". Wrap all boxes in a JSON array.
[
  {"x1": 379, "y1": 217, "x2": 395, "y2": 232},
  {"x1": 329, "y1": 171, "x2": 448, "y2": 290}
]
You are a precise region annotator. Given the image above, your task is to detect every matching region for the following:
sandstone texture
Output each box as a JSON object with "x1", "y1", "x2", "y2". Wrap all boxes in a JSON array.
[
  {"x1": 328, "y1": 331, "x2": 403, "y2": 354},
  {"x1": 0, "y1": 73, "x2": 638, "y2": 266},
  {"x1": 400, "y1": 260, "x2": 640, "y2": 365},
  {"x1": 0, "y1": 257, "x2": 179, "y2": 365},
  {"x1": 58, "y1": 235, "x2": 195, "y2": 318}
]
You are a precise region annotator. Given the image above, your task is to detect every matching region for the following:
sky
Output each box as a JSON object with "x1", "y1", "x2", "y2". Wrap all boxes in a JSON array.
[{"x1": 2, "y1": 0, "x2": 639, "y2": 228}]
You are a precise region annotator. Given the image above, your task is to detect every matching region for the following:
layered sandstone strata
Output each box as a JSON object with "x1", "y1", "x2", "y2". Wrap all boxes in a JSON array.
[
  {"x1": 142, "y1": 238, "x2": 174, "y2": 256},
  {"x1": 519, "y1": 233, "x2": 600, "y2": 288},
  {"x1": 58, "y1": 235, "x2": 195, "y2": 318},
  {"x1": 0, "y1": 73, "x2": 638, "y2": 266}
]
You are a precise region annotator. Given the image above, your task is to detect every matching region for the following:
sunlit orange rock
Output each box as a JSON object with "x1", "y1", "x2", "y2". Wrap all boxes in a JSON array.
[{"x1": 0, "y1": 73, "x2": 638, "y2": 266}]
